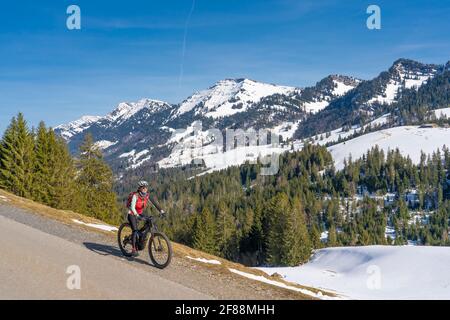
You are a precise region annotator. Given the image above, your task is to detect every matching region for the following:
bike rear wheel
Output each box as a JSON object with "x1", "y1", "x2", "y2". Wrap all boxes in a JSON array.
[
  {"x1": 118, "y1": 223, "x2": 134, "y2": 257},
  {"x1": 148, "y1": 232, "x2": 172, "y2": 269}
]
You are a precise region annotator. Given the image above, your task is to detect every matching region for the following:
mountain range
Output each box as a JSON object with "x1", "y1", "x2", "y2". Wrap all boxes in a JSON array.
[{"x1": 55, "y1": 58, "x2": 450, "y2": 175}]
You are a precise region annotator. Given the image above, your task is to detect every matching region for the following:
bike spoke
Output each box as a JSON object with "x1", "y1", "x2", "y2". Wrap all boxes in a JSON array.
[{"x1": 150, "y1": 235, "x2": 170, "y2": 265}]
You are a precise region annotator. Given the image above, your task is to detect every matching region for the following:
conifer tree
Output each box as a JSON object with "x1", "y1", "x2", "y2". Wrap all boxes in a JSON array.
[
  {"x1": 192, "y1": 207, "x2": 217, "y2": 254},
  {"x1": 266, "y1": 193, "x2": 289, "y2": 265},
  {"x1": 215, "y1": 201, "x2": 236, "y2": 258},
  {"x1": 0, "y1": 113, "x2": 35, "y2": 198},
  {"x1": 76, "y1": 133, "x2": 120, "y2": 224},
  {"x1": 33, "y1": 122, "x2": 52, "y2": 204},
  {"x1": 283, "y1": 198, "x2": 311, "y2": 265},
  {"x1": 328, "y1": 225, "x2": 338, "y2": 246},
  {"x1": 49, "y1": 134, "x2": 78, "y2": 209},
  {"x1": 310, "y1": 224, "x2": 322, "y2": 249},
  {"x1": 266, "y1": 194, "x2": 311, "y2": 266}
]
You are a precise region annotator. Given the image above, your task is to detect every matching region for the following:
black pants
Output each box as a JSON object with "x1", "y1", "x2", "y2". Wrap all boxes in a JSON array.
[{"x1": 128, "y1": 214, "x2": 139, "y2": 249}]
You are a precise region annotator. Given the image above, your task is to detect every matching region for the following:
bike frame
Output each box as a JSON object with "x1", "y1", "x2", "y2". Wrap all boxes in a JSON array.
[{"x1": 137, "y1": 216, "x2": 159, "y2": 250}]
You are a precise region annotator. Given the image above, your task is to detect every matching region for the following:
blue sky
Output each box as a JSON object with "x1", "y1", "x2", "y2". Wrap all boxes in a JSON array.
[{"x1": 0, "y1": 0, "x2": 449, "y2": 133}]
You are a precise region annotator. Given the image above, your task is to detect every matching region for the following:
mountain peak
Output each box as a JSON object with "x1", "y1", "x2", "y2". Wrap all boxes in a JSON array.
[
  {"x1": 175, "y1": 78, "x2": 297, "y2": 118},
  {"x1": 106, "y1": 99, "x2": 171, "y2": 123},
  {"x1": 390, "y1": 58, "x2": 440, "y2": 73},
  {"x1": 392, "y1": 58, "x2": 418, "y2": 67},
  {"x1": 55, "y1": 115, "x2": 102, "y2": 140}
]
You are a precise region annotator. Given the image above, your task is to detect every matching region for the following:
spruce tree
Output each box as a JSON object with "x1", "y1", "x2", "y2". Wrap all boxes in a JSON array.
[
  {"x1": 33, "y1": 122, "x2": 52, "y2": 204},
  {"x1": 192, "y1": 207, "x2": 217, "y2": 254},
  {"x1": 76, "y1": 133, "x2": 120, "y2": 224},
  {"x1": 0, "y1": 113, "x2": 35, "y2": 198},
  {"x1": 215, "y1": 201, "x2": 236, "y2": 258},
  {"x1": 282, "y1": 198, "x2": 311, "y2": 265},
  {"x1": 49, "y1": 134, "x2": 78, "y2": 209},
  {"x1": 328, "y1": 225, "x2": 338, "y2": 246},
  {"x1": 266, "y1": 193, "x2": 288, "y2": 265},
  {"x1": 266, "y1": 194, "x2": 311, "y2": 266}
]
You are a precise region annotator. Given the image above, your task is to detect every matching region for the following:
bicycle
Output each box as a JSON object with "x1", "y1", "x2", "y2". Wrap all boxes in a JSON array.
[{"x1": 117, "y1": 214, "x2": 173, "y2": 269}]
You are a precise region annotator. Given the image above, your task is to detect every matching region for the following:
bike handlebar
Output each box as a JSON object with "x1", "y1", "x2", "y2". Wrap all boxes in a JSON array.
[{"x1": 137, "y1": 212, "x2": 166, "y2": 221}]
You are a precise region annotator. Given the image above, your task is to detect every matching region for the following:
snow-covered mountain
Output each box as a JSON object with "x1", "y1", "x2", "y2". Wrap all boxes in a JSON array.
[
  {"x1": 56, "y1": 115, "x2": 102, "y2": 140},
  {"x1": 295, "y1": 59, "x2": 445, "y2": 139},
  {"x1": 173, "y1": 78, "x2": 298, "y2": 119},
  {"x1": 55, "y1": 58, "x2": 449, "y2": 175},
  {"x1": 56, "y1": 99, "x2": 173, "y2": 137},
  {"x1": 366, "y1": 58, "x2": 438, "y2": 106},
  {"x1": 56, "y1": 76, "x2": 357, "y2": 170},
  {"x1": 292, "y1": 74, "x2": 361, "y2": 114}
]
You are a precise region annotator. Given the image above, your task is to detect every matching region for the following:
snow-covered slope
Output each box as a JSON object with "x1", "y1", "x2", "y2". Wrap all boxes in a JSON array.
[
  {"x1": 55, "y1": 116, "x2": 102, "y2": 140},
  {"x1": 328, "y1": 126, "x2": 450, "y2": 170},
  {"x1": 311, "y1": 113, "x2": 391, "y2": 147},
  {"x1": 297, "y1": 75, "x2": 361, "y2": 114},
  {"x1": 434, "y1": 107, "x2": 450, "y2": 119},
  {"x1": 105, "y1": 99, "x2": 170, "y2": 125},
  {"x1": 295, "y1": 59, "x2": 444, "y2": 140},
  {"x1": 258, "y1": 245, "x2": 450, "y2": 299},
  {"x1": 367, "y1": 59, "x2": 438, "y2": 106},
  {"x1": 174, "y1": 78, "x2": 297, "y2": 118}
]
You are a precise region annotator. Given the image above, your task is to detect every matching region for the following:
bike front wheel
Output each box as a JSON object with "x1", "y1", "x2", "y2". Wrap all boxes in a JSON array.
[{"x1": 148, "y1": 232, "x2": 172, "y2": 269}]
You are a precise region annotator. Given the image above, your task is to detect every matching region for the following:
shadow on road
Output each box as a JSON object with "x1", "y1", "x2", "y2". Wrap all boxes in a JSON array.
[{"x1": 83, "y1": 242, "x2": 154, "y2": 267}]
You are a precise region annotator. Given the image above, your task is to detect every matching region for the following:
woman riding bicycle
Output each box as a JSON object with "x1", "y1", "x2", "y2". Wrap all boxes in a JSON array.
[{"x1": 127, "y1": 180, "x2": 165, "y2": 257}]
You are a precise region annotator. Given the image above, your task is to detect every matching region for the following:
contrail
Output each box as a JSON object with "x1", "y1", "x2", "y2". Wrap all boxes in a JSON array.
[{"x1": 178, "y1": 0, "x2": 196, "y2": 88}]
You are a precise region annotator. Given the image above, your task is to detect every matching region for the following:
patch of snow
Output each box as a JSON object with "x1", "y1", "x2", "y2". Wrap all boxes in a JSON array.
[
  {"x1": 433, "y1": 107, "x2": 450, "y2": 119},
  {"x1": 186, "y1": 256, "x2": 222, "y2": 265},
  {"x1": 72, "y1": 219, "x2": 118, "y2": 232},
  {"x1": 134, "y1": 149, "x2": 149, "y2": 159},
  {"x1": 93, "y1": 140, "x2": 118, "y2": 150},
  {"x1": 320, "y1": 231, "x2": 329, "y2": 242},
  {"x1": 160, "y1": 126, "x2": 176, "y2": 132},
  {"x1": 229, "y1": 268, "x2": 337, "y2": 299},
  {"x1": 257, "y1": 245, "x2": 450, "y2": 299},
  {"x1": 403, "y1": 75, "x2": 432, "y2": 89},
  {"x1": 368, "y1": 80, "x2": 399, "y2": 105},
  {"x1": 119, "y1": 149, "x2": 151, "y2": 169},
  {"x1": 160, "y1": 140, "x2": 290, "y2": 176},
  {"x1": 303, "y1": 100, "x2": 330, "y2": 114},
  {"x1": 385, "y1": 226, "x2": 396, "y2": 240},
  {"x1": 302, "y1": 113, "x2": 391, "y2": 147},
  {"x1": 119, "y1": 150, "x2": 136, "y2": 158},
  {"x1": 332, "y1": 80, "x2": 356, "y2": 96},
  {"x1": 130, "y1": 154, "x2": 152, "y2": 169},
  {"x1": 270, "y1": 120, "x2": 302, "y2": 140},
  {"x1": 55, "y1": 116, "x2": 101, "y2": 140}
]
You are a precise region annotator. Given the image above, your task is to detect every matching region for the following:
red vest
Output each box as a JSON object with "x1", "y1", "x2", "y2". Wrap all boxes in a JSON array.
[{"x1": 133, "y1": 193, "x2": 149, "y2": 215}]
